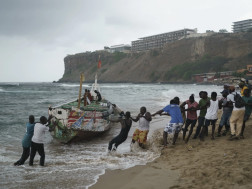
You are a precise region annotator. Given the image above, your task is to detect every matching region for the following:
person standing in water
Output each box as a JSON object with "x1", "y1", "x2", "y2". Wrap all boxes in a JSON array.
[
  {"x1": 131, "y1": 107, "x2": 152, "y2": 149},
  {"x1": 29, "y1": 116, "x2": 51, "y2": 166},
  {"x1": 14, "y1": 115, "x2": 35, "y2": 166},
  {"x1": 108, "y1": 112, "x2": 132, "y2": 151}
]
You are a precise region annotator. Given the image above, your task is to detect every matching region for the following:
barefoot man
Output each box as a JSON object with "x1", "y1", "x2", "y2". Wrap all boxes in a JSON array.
[{"x1": 131, "y1": 107, "x2": 152, "y2": 149}]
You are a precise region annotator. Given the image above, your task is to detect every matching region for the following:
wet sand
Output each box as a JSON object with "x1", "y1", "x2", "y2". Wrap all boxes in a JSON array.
[{"x1": 90, "y1": 114, "x2": 252, "y2": 189}]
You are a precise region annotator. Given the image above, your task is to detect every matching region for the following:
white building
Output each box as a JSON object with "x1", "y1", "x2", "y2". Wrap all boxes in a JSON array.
[
  {"x1": 104, "y1": 44, "x2": 131, "y2": 53},
  {"x1": 131, "y1": 28, "x2": 197, "y2": 52},
  {"x1": 233, "y1": 19, "x2": 252, "y2": 33}
]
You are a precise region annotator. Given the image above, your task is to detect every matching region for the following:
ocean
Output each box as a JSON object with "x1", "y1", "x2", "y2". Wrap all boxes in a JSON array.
[{"x1": 0, "y1": 82, "x2": 222, "y2": 188}]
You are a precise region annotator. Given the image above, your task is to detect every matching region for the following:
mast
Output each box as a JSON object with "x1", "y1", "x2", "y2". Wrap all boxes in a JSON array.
[{"x1": 78, "y1": 73, "x2": 84, "y2": 109}]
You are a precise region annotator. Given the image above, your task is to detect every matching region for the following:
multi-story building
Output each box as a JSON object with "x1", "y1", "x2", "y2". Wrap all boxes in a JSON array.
[
  {"x1": 131, "y1": 28, "x2": 197, "y2": 52},
  {"x1": 233, "y1": 19, "x2": 252, "y2": 33},
  {"x1": 104, "y1": 44, "x2": 131, "y2": 53}
]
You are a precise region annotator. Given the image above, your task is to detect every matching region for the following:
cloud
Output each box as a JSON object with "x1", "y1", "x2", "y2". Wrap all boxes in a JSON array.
[{"x1": 0, "y1": 0, "x2": 251, "y2": 82}]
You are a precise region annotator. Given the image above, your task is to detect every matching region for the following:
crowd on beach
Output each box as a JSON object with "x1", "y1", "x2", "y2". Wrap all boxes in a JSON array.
[
  {"x1": 13, "y1": 79, "x2": 252, "y2": 166},
  {"x1": 108, "y1": 79, "x2": 252, "y2": 152}
]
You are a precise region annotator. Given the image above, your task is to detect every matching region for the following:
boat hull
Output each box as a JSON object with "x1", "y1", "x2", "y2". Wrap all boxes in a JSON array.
[{"x1": 48, "y1": 99, "x2": 115, "y2": 143}]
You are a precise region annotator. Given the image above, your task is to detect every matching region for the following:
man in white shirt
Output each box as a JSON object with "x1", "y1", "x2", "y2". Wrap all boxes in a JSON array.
[
  {"x1": 227, "y1": 86, "x2": 245, "y2": 140},
  {"x1": 199, "y1": 92, "x2": 219, "y2": 141},
  {"x1": 131, "y1": 107, "x2": 152, "y2": 149},
  {"x1": 29, "y1": 116, "x2": 50, "y2": 166}
]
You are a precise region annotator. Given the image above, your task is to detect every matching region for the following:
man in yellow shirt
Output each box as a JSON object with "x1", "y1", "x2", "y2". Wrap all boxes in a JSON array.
[{"x1": 239, "y1": 82, "x2": 248, "y2": 96}]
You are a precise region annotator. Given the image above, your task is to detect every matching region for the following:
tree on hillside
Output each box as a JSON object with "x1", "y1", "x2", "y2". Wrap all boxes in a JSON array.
[
  {"x1": 219, "y1": 29, "x2": 228, "y2": 33},
  {"x1": 247, "y1": 28, "x2": 252, "y2": 32}
]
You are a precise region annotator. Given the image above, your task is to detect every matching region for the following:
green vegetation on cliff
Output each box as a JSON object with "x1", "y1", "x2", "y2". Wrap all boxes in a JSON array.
[
  {"x1": 165, "y1": 55, "x2": 229, "y2": 81},
  {"x1": 59, "y1": 32, "x2": 252, "y2": 83}
]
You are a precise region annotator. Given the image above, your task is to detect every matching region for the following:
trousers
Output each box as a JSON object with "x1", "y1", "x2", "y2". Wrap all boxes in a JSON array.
[
  {"x1": 229, "y1": 109, "x2": 245, "y2": 136},
  {"x1": 29, "y1": 141, "x2": 45, "y2": 166}
]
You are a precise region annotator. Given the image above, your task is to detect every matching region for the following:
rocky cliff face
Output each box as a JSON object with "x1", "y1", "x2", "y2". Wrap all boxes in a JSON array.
[{"x1": 58, "y1": 32, "x2": 252, "y2": 83}]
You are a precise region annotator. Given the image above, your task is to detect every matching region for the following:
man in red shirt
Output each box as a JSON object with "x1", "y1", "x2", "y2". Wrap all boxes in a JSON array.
[{"x1": 180, "y1": 94, "x2": 199, "y2": 143}]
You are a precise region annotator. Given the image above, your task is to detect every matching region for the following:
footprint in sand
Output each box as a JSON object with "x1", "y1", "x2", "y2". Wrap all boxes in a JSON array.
[{"x1": 186, "y1": 145, "x2": 193, "y2": 151}]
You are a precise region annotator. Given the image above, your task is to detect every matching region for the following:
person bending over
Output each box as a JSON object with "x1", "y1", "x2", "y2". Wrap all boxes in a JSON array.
[
  {"x1": 108, "y1": 112, "x2": 132, "y2": 151},
  {"x1": 94, "y1": 90, "x2": 102, "y2": 102}
]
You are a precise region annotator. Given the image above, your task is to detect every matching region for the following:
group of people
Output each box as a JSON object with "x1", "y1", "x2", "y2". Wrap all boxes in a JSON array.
[
  {"x1": 108, "y1": 80, "x2": 252, "y2": 151},
  {"x1": 81, "y1": 89, "x2": 102, "y2": 106},
  {"x1": 14, "y1": 80, "x2": 252, "y2": 165},
  {"x1": 14, "y1": 116, "x2": 52, "y2": 166},
  {"x1": 82, "y1": 89, "x2": 92, "y2": 106}
]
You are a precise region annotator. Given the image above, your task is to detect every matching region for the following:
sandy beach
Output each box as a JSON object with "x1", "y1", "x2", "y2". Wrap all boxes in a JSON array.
[{"x1": 90, "y1": 113, "x2": 252, "y2": 189}]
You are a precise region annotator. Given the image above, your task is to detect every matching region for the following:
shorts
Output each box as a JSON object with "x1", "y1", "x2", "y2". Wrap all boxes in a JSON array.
[
  {"x1": 164, "y1": 123, "x2": 183, "y2": 134},
  {"x1": 204, "y1": 119, "x2": 217, "y2": 127},
  {"x1": 132, "y1": 129, "x2": 149, "y2": 144}
]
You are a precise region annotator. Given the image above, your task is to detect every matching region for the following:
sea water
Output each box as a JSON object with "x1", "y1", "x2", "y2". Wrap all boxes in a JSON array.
[{"x1": 0, "y1": 82, "x2": 222, "y2": 188}]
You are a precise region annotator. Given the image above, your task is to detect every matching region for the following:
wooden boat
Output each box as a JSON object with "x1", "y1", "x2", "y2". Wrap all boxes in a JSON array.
[{"x1": 48, "y1": 73, "x2": 120, "y2": 143}]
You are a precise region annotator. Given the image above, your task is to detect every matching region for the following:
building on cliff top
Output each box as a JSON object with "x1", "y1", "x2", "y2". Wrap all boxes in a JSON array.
[
  {"x1": 131, "y1": 28, "x2": 197, "y2": 52},
  {"x1": 245, "y1": 65, "x2": 252, "y2": 80},
  {"x1": 233, "y1": 19, "x2": 252, "y2": 33},
  {"x1": 192, "y1": 71, "x2": 234, "y2": 83},
  {"x1": 104, "y1": 44, "x2": 131, "y2": 53}
]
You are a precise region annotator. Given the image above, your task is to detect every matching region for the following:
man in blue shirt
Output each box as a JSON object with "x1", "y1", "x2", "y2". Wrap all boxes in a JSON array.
[
  {"x1": 14, "y1": 115, "x2": 35, "y2": 166},
  {"x1": 152, "y1": 98, "x2": 184, "y2": 146}
]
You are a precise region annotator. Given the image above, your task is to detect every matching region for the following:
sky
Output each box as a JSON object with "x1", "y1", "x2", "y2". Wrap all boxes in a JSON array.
[{"x1": 0, "y1": 0, "x2": 251, "y2": 82}]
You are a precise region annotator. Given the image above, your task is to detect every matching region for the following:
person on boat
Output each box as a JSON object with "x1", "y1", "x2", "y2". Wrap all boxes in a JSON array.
[
  {"x1": 180, "y1": 94, "x2": 198, "y2": 143},
  {"x1": 108, "y1": 111, "x2": 132, "y2": 151},
  {"x1": 83, "y1": 89, "x2": 88, "y2": 106},
  {"x1": 29, "y1": 116, "x2": 52, "y2": 166},
  {"x1": 199, "y1": 92, "x2": 219, "y2": 141},
  {"x1": 152, "y1": 98, "x2": 184, "y2": 146},
  {"x1": 14, "y1": 115, "x2": 35, "y2": 166},
  {"x1": 94, "y1": 90, "x2": 102, "y2": 102},
  {"x1": 87, "y1": 89, "x2": 92, "y2": 103},
  {"x1": 131, "y1": 107, "x2": 152, "y2": 149}
]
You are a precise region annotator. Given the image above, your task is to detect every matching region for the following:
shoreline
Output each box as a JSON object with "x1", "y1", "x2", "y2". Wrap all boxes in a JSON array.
[
  {"x1": 90, "y1": 113, "x2": 252, "y2": 189},
  {"x1": 56, "y1": 80, "x2": 241, "y2": 86}
]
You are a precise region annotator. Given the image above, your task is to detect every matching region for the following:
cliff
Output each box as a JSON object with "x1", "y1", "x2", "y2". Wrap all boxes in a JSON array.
[{"x1": 58, "y1": 32, "x2": 252, "y2": 83}]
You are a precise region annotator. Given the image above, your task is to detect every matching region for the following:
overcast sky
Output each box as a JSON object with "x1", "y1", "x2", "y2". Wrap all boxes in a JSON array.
[{"x1": 0, "y1": 0, "x2": 251, "y2": 82}]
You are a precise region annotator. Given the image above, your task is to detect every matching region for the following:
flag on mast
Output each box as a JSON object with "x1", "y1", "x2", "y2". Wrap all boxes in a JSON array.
[{"x1": 97, "y1": 55, "x2": 101, "y2": 69}]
